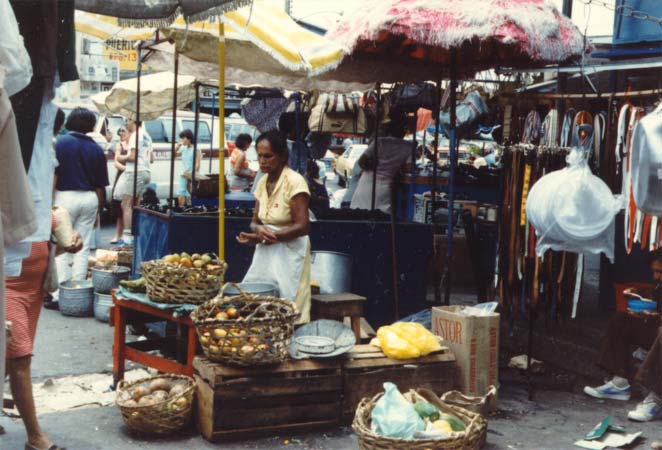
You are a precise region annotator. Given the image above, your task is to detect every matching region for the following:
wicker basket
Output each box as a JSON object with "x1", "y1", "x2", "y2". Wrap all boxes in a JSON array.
[
  {"x1": 191, "y1": 283, "x2": 299, "y2": 367},
  {"x1": 141, "y1": 259, "x2": 227, "y2": 304},
  {"x1": 353, "y1": 388, "x2": 488, "y2": 450},
  {"x1": 116, "y1": 374, "x2": 195, "y2": 435}
]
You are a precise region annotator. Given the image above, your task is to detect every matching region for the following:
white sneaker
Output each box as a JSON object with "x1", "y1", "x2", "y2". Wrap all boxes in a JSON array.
[
  {"x1": 628, "y1": 395, "x2": 662, "y2": 422},
  {"x1": 584, "y1": 380, "x2": 631, "y2": 401}
]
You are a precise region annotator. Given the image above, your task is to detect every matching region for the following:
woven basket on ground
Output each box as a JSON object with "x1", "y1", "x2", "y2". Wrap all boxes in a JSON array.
[
  {"x1": 191, "y1": 283, "x2": 299, "y2": 366},
  {"x1": 116, "y1": 374, "x2": 195, "y2": 435},
  {"x1": 353, "y1": 388, "x2": 488, "y2": 450},
  {"x1": 141, "y1": 259, "x2": 227, "y2": 304}
]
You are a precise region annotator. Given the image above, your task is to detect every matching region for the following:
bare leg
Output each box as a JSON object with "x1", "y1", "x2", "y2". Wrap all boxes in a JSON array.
[
  {"x1": 114, "y1": 214, "x2": 124, "y2": 241},
  {"x1": 7, "y1": 356, "x2": 53, "y2": 450},
  {"x1": 177, "y1": 196, "x2": 186, "y2": 207},
  {"x1": 121, "y1": 195, "x2": 133, "y2": 233}
]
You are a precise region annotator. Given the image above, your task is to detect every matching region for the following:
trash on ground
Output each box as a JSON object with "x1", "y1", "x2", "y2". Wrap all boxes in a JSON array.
[{"x1": 508, "y1": 355, "x2": 545, "y2": 373}]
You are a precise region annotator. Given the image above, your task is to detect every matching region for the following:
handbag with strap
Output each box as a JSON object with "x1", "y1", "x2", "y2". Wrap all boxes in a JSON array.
[
  {"x1": 391, "y1": 82, "x2": 437, "y2": 113},
  {"x1": 308, "y1": 93, "x2": 367, "y2": 135},
  {"x1": 323, "y1": 93, "x2": 360, "y2": 115}
]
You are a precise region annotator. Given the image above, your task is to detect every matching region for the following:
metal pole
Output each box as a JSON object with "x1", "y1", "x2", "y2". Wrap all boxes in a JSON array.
[
  {"x1": 191, "y1": 83, "x2": 200, "y2": 200},
  {"x1": 444, "y1": 48, "x2": 458, "y2": 306},
  {"x1": 432, "y1": 80, "x2": 442, "y2": 304},
  {"x1": 408, "y1": 111, "x2": 418, "y2": 219},
  {"x1": 371, "y1": 83, "x2": 381, "y2": 211},
  {"x1": 132, "y1": 45, "x2": 142, "y2": 208},
  {"x1": 562, "y1": 0, "x2": 573, "y2": 17},
  {"x1": 209, "y1": 93, "x2": 215, "y2": 173},
  {"x1": 218, "y1": 22, "x2": 226, "y2": 260},
  {"x1": 168, "y1": 48, "x2": 179, "y2": 208}
]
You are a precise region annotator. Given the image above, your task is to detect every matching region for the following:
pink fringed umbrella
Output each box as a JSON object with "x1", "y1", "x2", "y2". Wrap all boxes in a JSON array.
[{"x1": 324, "y1": 0, "x2": 589, "y2": 82}]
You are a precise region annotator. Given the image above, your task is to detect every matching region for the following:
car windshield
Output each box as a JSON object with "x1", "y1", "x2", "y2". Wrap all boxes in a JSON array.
[
  {"x1": 226, "y1": 122, "x2": 258, "y2": 142},
  {"x1": 183, "y1": 120, "x2": 211, "y2": 144}
]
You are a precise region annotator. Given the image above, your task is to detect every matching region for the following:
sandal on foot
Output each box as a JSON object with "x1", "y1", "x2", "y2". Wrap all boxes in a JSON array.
[{"x1": 25, "y1": 444, "x2": 67, "y2": 450}]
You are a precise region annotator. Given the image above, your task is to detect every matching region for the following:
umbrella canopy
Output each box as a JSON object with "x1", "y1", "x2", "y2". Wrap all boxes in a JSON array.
[
  {"x1": 323, "y1": 0, "x2": 589, "y2": 83},
  {"x1": 91, "y1": 71, "x2": 197, "y2": 120},
  {"x1": 75, "y1": 0, "x2": 250, "y2": 26}
]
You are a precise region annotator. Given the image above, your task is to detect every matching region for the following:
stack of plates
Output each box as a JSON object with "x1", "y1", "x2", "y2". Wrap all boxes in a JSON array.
[{"x1": 289, "y1": 319, "x2": 355, "y2": 359}]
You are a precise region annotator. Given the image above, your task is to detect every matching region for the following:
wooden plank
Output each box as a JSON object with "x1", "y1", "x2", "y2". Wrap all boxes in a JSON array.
[
  {"x1": 217, "y1": 391, "x2": 340, "y2": 409},
  {"x1": 214, "y1": 402, "x2": 340, "y2": 429},
  {"x1": 342, "y1": 362, "x2": 455, "y2": 421},
  {"x1": 345, "y1": 352, "x2": 455, "y2": 370},
  {"x1": 311, "y1": 293, "x2": 366, "y2": 303},
  {"x1": 125, "y1": 347, "x2": 192, "y2": 376},
  {"x1": 207, "y1": 420, "x2": 339, "y2": 442},
  {"x1": 215, "y1": 374, "x2": 341, "y2": 399},
  {"x1": 195, "y1": 375, "x2": 215, "y2": 441}
]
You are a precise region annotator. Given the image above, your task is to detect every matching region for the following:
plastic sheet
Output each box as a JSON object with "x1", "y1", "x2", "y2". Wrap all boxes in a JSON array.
[
  {"x1": 370, "y1": 382, "x2": 425, "y2": 439},
  {"x1": 374, "y1": 322, "x2": 442, "y2": 359},
  {"x1": 526, "y1": 149, "x2": 622, "y2": 261}
]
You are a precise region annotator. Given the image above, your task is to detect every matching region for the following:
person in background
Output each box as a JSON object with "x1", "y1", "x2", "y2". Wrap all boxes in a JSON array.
[
  {"x1": 350, "y1": 112, "x2": 411, "y2": 213},
  {"x1": 305, "y1": 159, "x2": 329, "y2": 218},
  {"x1": 228, "y1": 133, "x2": 255, "y2": 191},
  {"x1": 53, "y1": 107, "x2": 109, "y2": 283},
  {"x1": 110, "y1": 126, "x2": 130, "y2": 244},
  {"x1": 236, "y1": 130, "x2": 311, "y2": 324},
  {"x1": 175, "y1": 129, "x2": 200, "y2": 206},
  {"x1": 115, "y1": 119, "x2": 153, "y2": 245},
  {"x1": 584, "y1": 249, "x2": 662, "y2": 422}
]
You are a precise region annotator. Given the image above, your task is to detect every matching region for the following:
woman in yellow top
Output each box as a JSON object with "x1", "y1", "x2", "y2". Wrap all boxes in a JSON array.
[{"x1": 236, "y1": 130, "x2": 311, "y2": 323}]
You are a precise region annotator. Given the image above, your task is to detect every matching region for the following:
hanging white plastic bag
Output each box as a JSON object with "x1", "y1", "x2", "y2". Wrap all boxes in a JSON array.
[
  {"x1": 0, "y1": 0, "x2": 33, "y2": 96},
  {"x1": 526, "y1": 148, "x2": 622, "y2": 261},
  {"x1": 370, "y1": 382, "x2": 425, "y2": 439}
]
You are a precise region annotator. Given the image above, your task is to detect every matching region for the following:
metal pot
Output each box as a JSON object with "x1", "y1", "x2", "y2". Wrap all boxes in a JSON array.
[
  {"x1": 94, "y1": 291, "x2": 114, "y2": 323},
  {"x1": 91, "y1": 266, "x2": 130, "y2": 294},
  {"x1": 224, "y1": 282, "x2": 278, "y2": 297},
  {"x1": 59, "y1": 280, "x2": 94, "y2": 317},
  {"x1": 310, "y1": 251, "x2": 352, "y2": 294}
]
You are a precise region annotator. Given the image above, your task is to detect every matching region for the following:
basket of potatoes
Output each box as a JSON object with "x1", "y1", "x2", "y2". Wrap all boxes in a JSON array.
[
  {"x1": 191, "y1": 283, "x2": 299, "y2": 367},
  {"x1": 116, "y1": 374, "x2": 195, "y2": 435},
  {"x1": 141, "y1": 252, "x2": 227, "y2": 304}
]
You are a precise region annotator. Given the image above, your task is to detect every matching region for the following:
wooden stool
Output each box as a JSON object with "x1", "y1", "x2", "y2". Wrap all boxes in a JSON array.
[{"x1": 311, "y1": 293, "x2": 366, "y2": 344}]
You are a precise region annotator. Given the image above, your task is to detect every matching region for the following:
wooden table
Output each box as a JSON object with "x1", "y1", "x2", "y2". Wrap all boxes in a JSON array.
[
  {"x1": 311, "y1": 293, "x2": 366, "y2": 344},
  {"x1": 111, "y1": 294, "x2": 196, "y2": 386}
]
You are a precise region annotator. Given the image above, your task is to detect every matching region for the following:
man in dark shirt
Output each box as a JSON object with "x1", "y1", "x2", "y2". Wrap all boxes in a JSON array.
[{"x1": 584, "y1": 249, "x2": 662, "y2": 422}]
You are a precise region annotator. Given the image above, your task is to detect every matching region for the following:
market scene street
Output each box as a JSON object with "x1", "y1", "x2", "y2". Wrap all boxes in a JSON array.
[{"x1": 2, "y1": 1, "x2": 662, "y2": 449}]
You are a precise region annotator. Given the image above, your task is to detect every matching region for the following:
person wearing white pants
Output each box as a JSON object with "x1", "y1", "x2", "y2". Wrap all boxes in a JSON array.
[{"x1": 53, "y1": 108, "x2": 109, "y2": 283}]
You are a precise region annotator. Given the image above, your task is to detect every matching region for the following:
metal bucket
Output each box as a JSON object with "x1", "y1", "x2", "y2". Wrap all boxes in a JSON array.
[
  {"x1": 310, "y1": 251, "x2": 352, "y2": 294},
  {"x1": 59, "y1": 280, "x2": 94, "y2": 317},
  {"x1": 91, "y1": 266, "x2": 130, "y2": 294},
  {"x1": 224, "y1": 282, "x2": 278, "y2": 297},
  {"x1": 94, "y1": 291, "x2": 114, "y2": 323}
]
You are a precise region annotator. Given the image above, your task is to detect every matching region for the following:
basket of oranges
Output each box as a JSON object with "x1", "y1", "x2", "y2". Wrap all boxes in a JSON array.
[
  {"x1": 191, "y1": 283, "x2": 299, "y2": 366},
  {"x1": 140, "y1": 252, "x2": 227, "y2": 305}
]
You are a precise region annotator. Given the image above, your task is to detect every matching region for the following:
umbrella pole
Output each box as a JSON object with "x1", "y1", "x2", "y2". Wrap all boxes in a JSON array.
[
  {"x1": 191, "y1": 83, "x2": 200, "y2": 200},
  {"x1": 371, "y1": 83, "x2": 381, "y2": 211},
  {"x1": 132, "y1": 44, "x2": 142, "y2": 209},
  {"x1": 432, "y1": 80, "x2": 441, "y2": 304},
  {"x1": 169, "y1": 48, "x2": 180, "y2": 208},
  {"x1": 218, "y1": 22, "x2": 226, "y2": 260},
  {"x1": 444, "y1": 48, "x2": 458, "y2": 306},
  {"x1": 209, "y1": 93, "x2": 216, "y2": 173}
]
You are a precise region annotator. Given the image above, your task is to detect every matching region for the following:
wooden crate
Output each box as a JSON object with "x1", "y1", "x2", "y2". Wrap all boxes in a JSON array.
[
  {"x1": 342, "y1": 345, "x2": 456, "y2": 422},
  {"x1": 194, "y1": 357, "x2": 342, "y2": 441}
]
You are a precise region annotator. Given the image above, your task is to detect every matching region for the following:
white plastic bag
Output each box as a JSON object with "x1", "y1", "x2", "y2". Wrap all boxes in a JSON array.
[
  {"x1": 0, "y1": 0, "x2": 33, "y2": 95},
  {"x1": 526, "y1": 148, "x2": 622, "y2": 261},
  {"x1": 370, "y1": 382, "x2": 425, "y2": 439}
]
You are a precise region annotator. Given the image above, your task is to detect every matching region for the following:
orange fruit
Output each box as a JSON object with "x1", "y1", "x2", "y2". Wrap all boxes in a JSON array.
[
  {"x1": 227, "y1": 307, "x2": 238, "y2": 318},
  {"x1": 179, "y1": 257, "x2": 193, "y2": 268}
]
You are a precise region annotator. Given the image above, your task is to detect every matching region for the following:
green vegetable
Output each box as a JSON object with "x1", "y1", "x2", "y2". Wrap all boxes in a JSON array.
[
  {"x1": 440, "y1": 413, "x2": 466, "y2": 432},
  {"x1": 414, "y1": 401, "x2": 440, "y2": 421}
]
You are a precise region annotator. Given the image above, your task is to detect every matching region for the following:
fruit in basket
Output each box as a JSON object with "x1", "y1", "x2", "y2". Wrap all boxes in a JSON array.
[
  {"x1": 120, "y1": 277, "x2": 146, "y2": 293},
  {"x1": 248, "y1": 336, "x2": 261, "y2": 345},
  {"x1": 193, "y1": 260, "x2": 204, "y2": 269},
  {"x1": 179, "y1": 257, "x2": 193, "y2": 268},
  {"x1": 169, "y1": 384, "x2": 186, "y2": 398},
  {"x1": 123, "y1": 399, "x2": 138, "y2": 407},
  {"x1": 432, "y1": 419, "x2": 453, "y2": 435},
  {"x1": 439, "y1": 413, "x2": 466, "y2": 432},
  {"x1": 240, "y1": 345, "x2": 255, "y2": 355},
  {"x1": 191, "y1": 253, "x2": 201, "y2": 261},
  {"x1": 226, "y1": 307, "x2": 238, "y2": 319},
  {"x1": 414, "y1": 401, "x2": 441, "y2": 422},
  {"x1": 149, "y1": 378, "x2": 172, "y2": 393},
  {"x1": 257, "y1": 344, "x2": 269, "y2": 351},
  {"x1": 138, "y1": 395, "x2": 157, "y2": 407},
  {"x1": 170, "y1": 397, "x2": 189, "y2": 410},
  {"x1": 215, "y1": 311, "x2": 229, "y2": 320},
  {"x1": 208, "y1": 344, "x2": 220, "y2": 354},
  {"x1": 201, "y1": 254, "x2": 213, "y2": 265},
  {"x1": 213, "y1": 328, "x2": 228, "y2": 339},
  {"x1": 152, "y1": 390, "x2": 169, "y2": 402},
  {"x1": 131, "y1": 386, "x2": 150, "y2": 401}
]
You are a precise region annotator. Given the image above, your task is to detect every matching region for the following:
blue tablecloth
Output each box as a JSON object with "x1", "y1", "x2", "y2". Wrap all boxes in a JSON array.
[{"x1": 115, "y1": 286, "x2": 197, "y2": 318}]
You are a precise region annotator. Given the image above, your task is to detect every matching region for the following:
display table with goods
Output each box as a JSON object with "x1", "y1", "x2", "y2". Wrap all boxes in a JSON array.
[{"x1": 132, "y1": 206, "x2": 434, "y2": 327}]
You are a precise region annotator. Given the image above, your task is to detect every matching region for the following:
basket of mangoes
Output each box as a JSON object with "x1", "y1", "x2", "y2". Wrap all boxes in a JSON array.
[
  {"x1": 140, "y1": 252, "x2": 227, "y2": 304},
  {"x1": 191, "y1": 283, "x2": 299, "y2": 366},
  {"x1": 116, "y1": 374, "x2": 195, "y2": 435}
]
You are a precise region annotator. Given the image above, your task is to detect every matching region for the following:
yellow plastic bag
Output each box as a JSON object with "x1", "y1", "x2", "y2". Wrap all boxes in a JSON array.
[{"x1": 373, "y1": 322, "x2": 442, "y2": 359}]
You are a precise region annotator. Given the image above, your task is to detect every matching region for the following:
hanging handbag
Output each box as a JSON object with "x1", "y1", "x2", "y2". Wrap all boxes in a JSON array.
[
  {"x1": 391, "y1": 82, "x2": 438, "y2": 113},
  {"x1": 323, "y1": 93, "x2": 361, "y2": 115},
  {"x1": 308, "y1": 93, "x2": 367, "y2": 135}
]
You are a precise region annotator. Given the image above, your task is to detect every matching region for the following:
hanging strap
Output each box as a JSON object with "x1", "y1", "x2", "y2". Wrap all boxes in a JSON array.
[{"x1": 571, "y1": 254, "x2": 584, "y2": 319}]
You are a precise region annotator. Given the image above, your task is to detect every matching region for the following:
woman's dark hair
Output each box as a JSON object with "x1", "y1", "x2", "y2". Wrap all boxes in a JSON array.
[
  {"x1": 386, "y1": 110, "x2": 408, "y2": 138},
  {"x1": 306, "y1": 159, "x2": 320, "y2": 179},
  {"x1": 235, "y1": 133, "x2": 253, "y2": 150},
  {"x1": 179, "y1": 129, "x2": 195, "y2": 145},
  {"x1": 647, "y1": 248, "x2": 662, "y2": 265},
  {"x1": 53, "y1": 108, "x2": 66, "y2": 136},
  {"x1": 256, "y1": 130, "x2": 289, "y2": 161},
  {"x1": 117, "y1": 127, "x2": 127, "y2": 136},
  {"x1": 65, "y1": 107, "x2": 97, "y2": 134}
]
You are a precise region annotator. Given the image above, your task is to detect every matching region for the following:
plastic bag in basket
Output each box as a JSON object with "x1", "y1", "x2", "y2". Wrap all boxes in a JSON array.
[
  {"x1": 373, "y1": 322, "x2": 442, "y2": 360},
  {"x1": 371, "y1": 382, "x2": 425, "y2": 439}
]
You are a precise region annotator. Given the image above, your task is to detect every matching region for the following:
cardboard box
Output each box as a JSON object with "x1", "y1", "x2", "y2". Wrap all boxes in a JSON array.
[{"x1": 431, "y1": 306, "x2": 499, "y2": 396}]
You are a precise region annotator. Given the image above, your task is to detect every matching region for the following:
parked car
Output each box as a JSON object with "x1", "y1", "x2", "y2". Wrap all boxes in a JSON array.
[{"x1": 335, "y1": 144, "x2": 368, "y2": 186}]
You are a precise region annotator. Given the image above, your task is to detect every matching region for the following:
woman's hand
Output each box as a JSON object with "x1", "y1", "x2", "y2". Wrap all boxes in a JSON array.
[
  {"x1": 255, "y1": 225, "x2": 278, "y2": 245},
  {"x1": 65, "y1": 232, "x2": 84, "y2": 253},
  {"x1": 236, "y1": 232, "x2": 260, "y2": 246}
]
